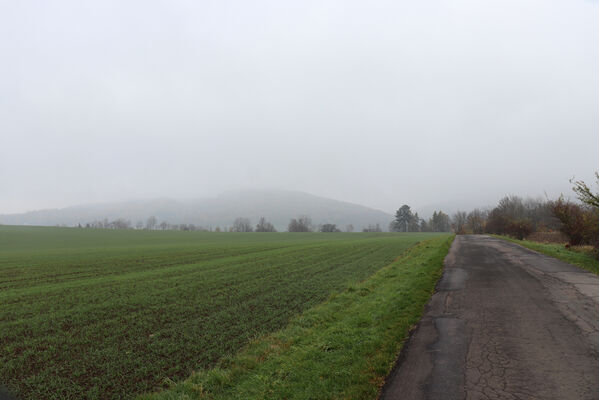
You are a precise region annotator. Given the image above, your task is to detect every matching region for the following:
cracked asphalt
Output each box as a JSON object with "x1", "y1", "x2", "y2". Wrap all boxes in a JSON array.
[{"x1": 380, "y1": 235, "x2": 599, "y2": 400}]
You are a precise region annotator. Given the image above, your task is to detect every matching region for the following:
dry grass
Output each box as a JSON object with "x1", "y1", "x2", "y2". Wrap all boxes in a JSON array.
[{"x1": 527, "y1": 231, "x2": 568, "y2": 244}]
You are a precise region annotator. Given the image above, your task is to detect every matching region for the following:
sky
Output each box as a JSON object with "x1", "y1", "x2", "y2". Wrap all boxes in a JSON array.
[{"x1": 1, "y1": 0, "x2": 598, "y2": 215}]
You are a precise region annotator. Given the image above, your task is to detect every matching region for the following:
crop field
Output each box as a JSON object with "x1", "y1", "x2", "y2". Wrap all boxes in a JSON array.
[
  {"x1": 0, "y1": 226, "x2": 442, "y2": 399},
  {"x1": 144, "y1": 235, "x2": 453, "y2": 400}
]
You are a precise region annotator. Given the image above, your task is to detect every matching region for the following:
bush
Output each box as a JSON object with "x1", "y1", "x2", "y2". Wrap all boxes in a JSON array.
[
  {"x1": 550, "y1": 198, "x2": 595, "y2": 246},
  {"x1": 589, "y1": 210, "x2": 599, "y2": 258},
  {"x1": 485, "y1": 209, "x2": 509, "y2": 235},
  {"x1": 570, "y1": 172, "x2": 599, "y2": 258},
  {"x1": 484, "y1": 196, "x2": 559, "y2": 236},
  {"x1": 505, "y1": 219, "x2": 534, "y2": 240}
]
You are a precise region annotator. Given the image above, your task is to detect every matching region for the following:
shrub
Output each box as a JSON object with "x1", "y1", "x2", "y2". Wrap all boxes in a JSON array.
[
  {"x1": 550, "y1": 198, "x2": 594, "y2": 246},
  {"x1": 571, "y1": 173, "x2": 599, "y2": 258},
  {"x1": 506, "y1": 219, "x2": 534, "y2": 240},
  {"x1": 589, "y1": 210, "x2": 599, "y2": 258},
  {"x1": 485, "y1": 209, "x2": 509, "y2": 235}
]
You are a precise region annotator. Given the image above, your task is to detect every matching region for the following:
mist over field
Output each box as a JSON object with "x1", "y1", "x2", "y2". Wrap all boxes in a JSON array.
[
  {"x1": 1, "y1": 0, "x2": 598, "y2": 216},
  {"x1": 0, "y1": 189, "x2": 393, "y2": 231},
  {"x1": 3, "y1": 3, "x2": 599, "y2": 399}
]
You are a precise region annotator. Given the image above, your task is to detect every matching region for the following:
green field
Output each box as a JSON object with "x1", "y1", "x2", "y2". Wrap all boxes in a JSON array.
[
  {"x1": 142, "y1": 236, "x2": 453, "y2": 400},
  {"x1": 0, "y1": 226, "x2": 447, "y2": 399}
]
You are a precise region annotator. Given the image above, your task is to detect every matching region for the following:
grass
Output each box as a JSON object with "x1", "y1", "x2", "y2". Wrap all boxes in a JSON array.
[
  {"x1": 140, "y1": 235, "x2": 454, "y2": 400},
  {"x1": 497, "y1": 235, "x2": 599, "y2": 275},
  {"x1": 0, "y1": 226, "x2": 447, "y2": 399}
]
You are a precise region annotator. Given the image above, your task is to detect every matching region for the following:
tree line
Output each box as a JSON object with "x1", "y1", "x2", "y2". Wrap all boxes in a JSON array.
[
  {"x1": 388, "y1": 172, "x2": 598, "y2": 258},
  {"x1": 423, "y1": 173, "x2": 598, "y2": 258},
  {"x1": 82, "y1": 217, "x2": 215, "y2": 232},
  {"x1": 233, "y1": 216, "x2": 359, "y2": 233},
  {"x1": 81, "y1": 215, "x2": 373, "y2": 233},
  {"x1": 77, "y1": 172, "x2": 599, "y2": 258}
]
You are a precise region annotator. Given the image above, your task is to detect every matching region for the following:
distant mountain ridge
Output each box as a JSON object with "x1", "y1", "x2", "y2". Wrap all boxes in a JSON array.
[{"x1": 0, "y1": 190, "x2": 393, "y2": 231}]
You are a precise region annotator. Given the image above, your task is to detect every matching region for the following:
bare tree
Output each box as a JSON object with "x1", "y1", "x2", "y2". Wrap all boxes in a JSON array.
[
  {"x1": 146, "y1": 216, "x2": 157, "y2": 230},
  {"x1": 320, "y1": 223, "x2": 340, "y2": 232},
  {"x1": 363, "y1": 223, "x2": 382, "y2": 232},
  {"x1": 298, "y1": 215, "x2": 312, "y2": 231},
  {"x1": 345, "y1": 224, "x2": 354, "y2": 232},
  {"x1": 288, "y1": 215, "x2": 312, "y2": 232},
  {"x1": 112, "y1": 218, "x2": 131, "y2": 230},
  {"x1": 288, "y1": 218, "x2": 300, "y2": 232},
  {"x1": 484, "y1": 196, "x2": 558, "y2": 235},
  {"x1": 466, "y1": 209, "x2": 487, "y2": 234},
  {"x1": 451, "y1": 211, "x2": 468, "y2": 234},
  {"x1": 232, "y1": 217, "x2": 253, "y2": 232},
  {"x1": 255, "y1": 217, "x2": 277, "y2": 232}
]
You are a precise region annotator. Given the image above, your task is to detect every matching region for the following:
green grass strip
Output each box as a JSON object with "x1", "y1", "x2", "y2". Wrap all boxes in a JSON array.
[
  {"x1": 140, "y1": 235, "x2": 453, "y2": 400},
  {"x1": 496, "y1": 235, "x2": 599, "y2": 276}
]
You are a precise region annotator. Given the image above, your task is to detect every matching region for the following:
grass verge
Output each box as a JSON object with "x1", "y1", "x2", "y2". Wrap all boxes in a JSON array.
[
  {"x1": 140, "y1": 235, "x2": 454, "y2": 400},
  {"x1": 497, "y1": 235, "x2": 599, "y2": 275}
]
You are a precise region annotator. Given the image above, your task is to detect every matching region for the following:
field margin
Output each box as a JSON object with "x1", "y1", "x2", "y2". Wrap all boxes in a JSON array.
[{"x1": 494, "y1": 235, "x2": 599, "y2": 275}]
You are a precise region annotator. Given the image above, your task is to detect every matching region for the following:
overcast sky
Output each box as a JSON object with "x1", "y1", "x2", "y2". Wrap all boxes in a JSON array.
[{"x1": 1, "y1": 0, "x2": 598, "y2": 215}]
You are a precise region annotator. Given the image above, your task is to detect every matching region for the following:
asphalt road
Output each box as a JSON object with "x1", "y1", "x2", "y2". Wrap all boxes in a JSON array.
[{"x1": 380, "y1": 235, "x2": 599, "y2": 400}]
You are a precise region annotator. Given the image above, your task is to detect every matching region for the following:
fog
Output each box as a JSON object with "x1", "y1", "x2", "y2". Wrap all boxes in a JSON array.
[{"x1": 1, "y1": 0, "x2": 598, "y2": 215}]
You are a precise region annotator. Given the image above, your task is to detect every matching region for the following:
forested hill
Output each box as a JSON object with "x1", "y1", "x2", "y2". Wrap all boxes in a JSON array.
[{"x1": 0, "y1": 189, "x2": 393, "y2": 231}]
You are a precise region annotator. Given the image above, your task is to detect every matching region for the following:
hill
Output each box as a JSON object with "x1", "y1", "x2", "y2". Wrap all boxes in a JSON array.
[{"x1": 0, "y1": 190, "x2": 393, "y2": 231}]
